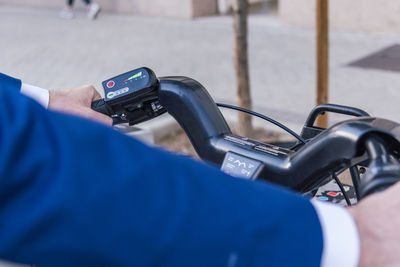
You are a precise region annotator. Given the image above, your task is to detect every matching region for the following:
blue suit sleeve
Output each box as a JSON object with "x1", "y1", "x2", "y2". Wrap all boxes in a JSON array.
[
  {"x1": 0, "y1": 73, "x2": 21, "y2": 92},
  {"x1": 0, "y1": 74, "x2": 323, "y2": 267}
]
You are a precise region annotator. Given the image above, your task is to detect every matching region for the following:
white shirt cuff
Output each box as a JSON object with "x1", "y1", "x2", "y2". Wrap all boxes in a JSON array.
[
  {"x1": 20, "y1": 83, "x2": 49, "y2": 108},
  {"x1": 311, "y1": 200, "x2": 360, "y2": 267}
]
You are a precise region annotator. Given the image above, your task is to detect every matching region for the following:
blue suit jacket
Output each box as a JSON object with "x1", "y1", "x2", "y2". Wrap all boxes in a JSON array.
[{"x1": 0, "y1": 73, "x2": 323, "y2": 266}]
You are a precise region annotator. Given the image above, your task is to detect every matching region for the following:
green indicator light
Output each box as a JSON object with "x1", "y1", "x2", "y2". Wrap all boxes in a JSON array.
[
  {"x1": 107, "y1": 92, "x2": 115, "y2": 99},
  {"x1": 125, "y1": 71, "x2": 142, "y2": 82}
]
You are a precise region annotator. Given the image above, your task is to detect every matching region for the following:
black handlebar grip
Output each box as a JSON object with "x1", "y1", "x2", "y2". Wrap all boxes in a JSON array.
[
  {"x1": 91, "y1": 99, "x2": 112, "y2": 116},
  {"x1": 359, "y1": 136, "x2": 400, "y2": 199}
]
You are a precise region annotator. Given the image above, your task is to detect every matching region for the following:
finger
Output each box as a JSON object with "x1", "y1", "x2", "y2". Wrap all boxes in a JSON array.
[
  {"x1": 91, "y1": 88, "x2": 102, "y2": 101},
  {"x1": 86, "y1": 109, "x2": 113, "y2": 126},
  {"x1": 81, "y1": 85, "x2": 102, "y2": 101}
]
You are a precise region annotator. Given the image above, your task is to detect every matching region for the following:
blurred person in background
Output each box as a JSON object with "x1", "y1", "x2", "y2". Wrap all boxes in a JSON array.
[{"x1": 60, "y1": 0, "x2": 101, "y2": 20}]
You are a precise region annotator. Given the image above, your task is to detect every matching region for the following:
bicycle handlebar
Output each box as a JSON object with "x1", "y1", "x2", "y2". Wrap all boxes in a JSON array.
[
  {"x1": 157, "y1": 77, "x2": 400, "y2": 193},
  {"x1": 92, "y1": 73, "x2": 400, "y2": 197}
]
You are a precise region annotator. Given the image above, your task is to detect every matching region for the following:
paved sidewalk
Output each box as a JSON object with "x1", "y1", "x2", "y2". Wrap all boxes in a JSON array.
[{"x1": 1, "y1": 5, "x2": 400, "y2": 133}]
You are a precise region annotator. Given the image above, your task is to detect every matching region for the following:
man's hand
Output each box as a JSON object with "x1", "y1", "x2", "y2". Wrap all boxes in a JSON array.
[
  {"x1": 348, "y1": 183, "x2": 400, "y2": 267},
  {"x1": 48, "y1": 85, "x2": 112, "y2": 126}
]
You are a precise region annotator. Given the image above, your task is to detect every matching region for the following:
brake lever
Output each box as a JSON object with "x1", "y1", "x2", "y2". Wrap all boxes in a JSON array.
[
  {"x1": 92, "y1": 97, "x2": 166, "y2": 126},
  {"x1": 91, "y1": 98, "x2": 113, "y2": 116},
  {"x1": 91, "y1": 99, "x2": 121, "y2": 125}
]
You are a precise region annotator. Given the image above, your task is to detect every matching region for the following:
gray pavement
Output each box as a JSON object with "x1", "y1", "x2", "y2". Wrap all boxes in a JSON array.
[{"x1": 1, "y1": 5, "x2": 400, "y2": 134}]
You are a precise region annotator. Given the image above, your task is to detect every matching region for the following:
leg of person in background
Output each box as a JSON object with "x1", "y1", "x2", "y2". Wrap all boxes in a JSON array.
[
  {"x1": 60, "y1": 0, "x2": 101, "y2": 20},
  {"x1": 84, "y1": 0, "x2": 101, "y2": 20},
  {"x1": 60, "y1": 0, "x2": 75, "y2": 19}
]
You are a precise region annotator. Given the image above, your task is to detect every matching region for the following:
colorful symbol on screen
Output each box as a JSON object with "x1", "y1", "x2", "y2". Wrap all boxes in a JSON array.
[
  {"x1": 107, "y1": 80, "x2": 115, "y2": 88},
  {"x1": 319, "y1": 196, "x2": 329, "y2": 201},
  {"x1": 123, "y1": 71, "x2": 142, "y2": 82}
]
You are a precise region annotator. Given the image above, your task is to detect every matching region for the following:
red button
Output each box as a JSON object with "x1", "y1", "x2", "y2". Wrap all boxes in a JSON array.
[
  {"x1": 107, "y1": 81, "x2": 115, "y2": 88},
  {"x1": 327, "y1": 192, "x2": 339, "y2": 197}
]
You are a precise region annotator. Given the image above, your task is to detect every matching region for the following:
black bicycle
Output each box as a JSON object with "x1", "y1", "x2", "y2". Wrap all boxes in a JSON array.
[{"x1": 92, "y1": 67, "x2": 400, "y2": 204}]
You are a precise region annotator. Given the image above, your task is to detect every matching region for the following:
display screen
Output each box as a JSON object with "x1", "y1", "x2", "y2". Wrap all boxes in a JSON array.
[
  {"x1": 220, "y1": 152, "x2": 262, "y2": 180},
  {"x1": 103, "y1": 68, "x2": 151, "y2": 102}
]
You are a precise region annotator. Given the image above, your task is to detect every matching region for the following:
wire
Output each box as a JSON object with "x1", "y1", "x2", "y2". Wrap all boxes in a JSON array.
[
  {"x1": 349, "y1": 166, "x2": 361, "y2": 201},
  {"x1": 332, "y1": 173, "x2": 352, "y2": 206},
  {"x1": 216, "y1": 103, "x2": 307, "y2": 144}
]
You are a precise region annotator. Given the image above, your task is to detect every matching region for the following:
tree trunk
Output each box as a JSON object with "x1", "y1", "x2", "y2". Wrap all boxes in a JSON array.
[
  {"x1": 316, "y1": 0, "x2": 329, "y2": 128},
  {"x1": 233, "y1": 0, "x2": 253, "y2": 136}
]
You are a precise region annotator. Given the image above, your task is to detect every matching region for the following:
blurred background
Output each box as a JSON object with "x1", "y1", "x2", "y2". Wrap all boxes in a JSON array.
[{"x1": 1, "y1": 0, "x2": 400, "y2": 136}]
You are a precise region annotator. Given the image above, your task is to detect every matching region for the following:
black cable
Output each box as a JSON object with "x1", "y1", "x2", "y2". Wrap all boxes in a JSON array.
[
  {"x1": 349, "y1": 166, "x2": 361, "y2": 201},
  {"x1": 216, "y1": 103, "x2": 307, "y2": 144},
  {"x1": 332, "y1": 173, "x2": 352, "y2": 206}
]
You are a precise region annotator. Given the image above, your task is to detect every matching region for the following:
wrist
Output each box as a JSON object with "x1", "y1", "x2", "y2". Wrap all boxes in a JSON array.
[{"x1": 48, "y1": 90, "x2": 65, "y2": 111}]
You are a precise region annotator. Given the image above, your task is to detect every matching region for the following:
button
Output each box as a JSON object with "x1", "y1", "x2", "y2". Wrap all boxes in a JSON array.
[
  {"x1": 107, "y1": 92, "x2": 115, "y2": 99},
  {"x1": 319, "y1": 196, "x2": 329, "y2": 201},
  {"x1": 107, "y1": 80, "x2": 115, "y2": 88},
  {"x1": 327, "y1": 192, "x2": 339, "y2": 197}
]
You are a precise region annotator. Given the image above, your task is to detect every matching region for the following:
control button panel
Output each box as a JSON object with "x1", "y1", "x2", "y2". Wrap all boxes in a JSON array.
[{"x1": 102, "y1": 67, "x2": 154, "y2": 102}]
